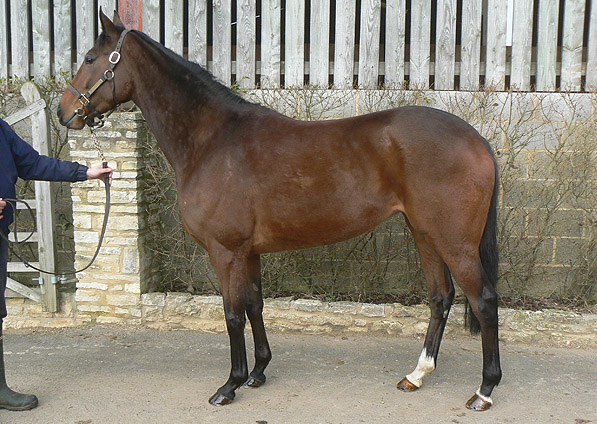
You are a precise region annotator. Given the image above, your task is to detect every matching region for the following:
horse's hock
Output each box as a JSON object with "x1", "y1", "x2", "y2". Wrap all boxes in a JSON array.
[{"x1": 4, "y1": 91, "x2": 597, "y2": 347}]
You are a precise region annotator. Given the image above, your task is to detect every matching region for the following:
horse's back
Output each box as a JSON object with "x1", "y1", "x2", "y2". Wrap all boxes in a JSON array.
[{"x1": 235, "y1": 106, "x2": 496, "y2": 253}]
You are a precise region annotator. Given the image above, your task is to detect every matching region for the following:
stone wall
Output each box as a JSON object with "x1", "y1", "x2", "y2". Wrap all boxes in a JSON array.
[
  {"x1": 139, "y1": 293, "x2": 597, "y2": 348},
  {"x1": 66, "y1": 112, "x2": 149, "y2": 324}
]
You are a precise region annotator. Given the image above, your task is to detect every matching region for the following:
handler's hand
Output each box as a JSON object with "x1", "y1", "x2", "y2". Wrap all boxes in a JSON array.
[
  {"x1": 87, "y1": 164, "x2": 113, "y2": 185},
  {"x1": 0, "y1": 198, "x2": 5, "y2": 220}
]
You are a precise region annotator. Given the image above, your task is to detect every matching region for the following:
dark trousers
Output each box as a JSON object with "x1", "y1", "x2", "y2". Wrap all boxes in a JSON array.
[{"x1": 0, "y1": 235, "x2": 7, "y2": 322}]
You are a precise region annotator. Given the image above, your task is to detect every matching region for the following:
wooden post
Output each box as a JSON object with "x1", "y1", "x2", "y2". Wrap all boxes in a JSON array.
[
  {"x1": 21, "y1": 82, "x2": 58, "y2": 313},
  {"x1": 119, "y1": 0, "x2": 142, "y2": 30}
]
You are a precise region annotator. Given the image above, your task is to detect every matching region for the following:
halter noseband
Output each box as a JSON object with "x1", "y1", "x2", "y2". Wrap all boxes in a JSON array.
[{"x1": 68, "y1": 29, "x2": 130, "y2": 128}]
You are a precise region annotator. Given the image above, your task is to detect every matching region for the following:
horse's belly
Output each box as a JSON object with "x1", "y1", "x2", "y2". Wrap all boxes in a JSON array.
[{"x1": 251, "y1": 203, "x2": 400, "y2": 254}]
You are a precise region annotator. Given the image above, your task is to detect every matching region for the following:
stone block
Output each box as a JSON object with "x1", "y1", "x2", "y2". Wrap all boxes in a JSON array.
[
  {"x1": 110, "y1": 216, "x2": 140, "y2": 231},
  {"x1": 165, "y1": 293, "x2": 196, "y2": 315},
  {"x1": 77, "y1": 304, "x2": 112, "y2": 313},
  {"x1": 142, "y1": 305, "x2": 164, "y2": 321},
  {"x1": 328, "y1": 301, "x2": 359, "y2": 315},
  {"x1": 264, "y1": 297, "x2": 293, "y2": 310},
  {"x1": 360, "y1": 303, "x2": 385, "y2": 317},
  {"x1": 124, "y1": 283, "x2": 141, "y2": 294},
  {"x1": 77, "y1": 282, "x2": 109, "y2": 291},
  {"x1": 106, "y1": 294, "x2": 140, "y2": 307},
  {"x1": 74, "y1": 231, "x2": 99, "y2": 244},
  {"x1": 292, "y1": 299, "x2": 325, "y2": 313},
  {"x1": 141, "y1": 292, "x2": 166, "y2": 306},
  {"x1": 122, "y1": 247, "x2": 140, "y2": 274}
]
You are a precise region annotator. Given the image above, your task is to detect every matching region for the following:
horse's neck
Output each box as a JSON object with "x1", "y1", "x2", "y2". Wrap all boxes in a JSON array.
[{"x1": 126, "y1": 37, "x2": 235, "y2": 173}]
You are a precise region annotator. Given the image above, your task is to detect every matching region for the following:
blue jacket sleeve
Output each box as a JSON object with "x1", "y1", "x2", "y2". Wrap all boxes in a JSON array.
[{"x1": 6, "y1": 122, "x2": 88, "y2": 182}]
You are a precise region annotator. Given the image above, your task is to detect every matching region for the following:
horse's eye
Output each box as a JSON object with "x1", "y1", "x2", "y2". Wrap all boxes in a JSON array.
[{"x1": 85, "y1": 55, "x2": 95, "y2": 65}]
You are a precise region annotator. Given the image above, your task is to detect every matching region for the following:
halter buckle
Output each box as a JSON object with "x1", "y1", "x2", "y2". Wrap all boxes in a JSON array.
[
  {"x1": 104, "y1": 69, "x2": 115, "y2": 80},
  {"x1": 109, "y1": 51, "x2": 121, "y2": 64},
  {"x1": 79, "y1": 93, "x2": 90, "y2": 106}
]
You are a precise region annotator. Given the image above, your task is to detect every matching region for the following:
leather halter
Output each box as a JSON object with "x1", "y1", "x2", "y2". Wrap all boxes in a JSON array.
[{"x1": 67, "y1": 29, "x2": 130, "y2": 128}]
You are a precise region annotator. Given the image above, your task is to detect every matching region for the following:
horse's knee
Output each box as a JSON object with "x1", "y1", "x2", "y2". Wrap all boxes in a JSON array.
[
  {"x1": 429, "y1": 289, "x2": 454, "y2": 318},
  {"x1": 246, "y1": 297, "x2": 264, "y2": 316},
  {"x1": 225, "y1": 312, "x2": 246, "y2": 332}
]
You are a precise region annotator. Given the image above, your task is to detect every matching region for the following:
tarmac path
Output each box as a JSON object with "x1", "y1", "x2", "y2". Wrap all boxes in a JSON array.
[{"x1": 0, "y1": 326, "x2": 595, "y2": 424}]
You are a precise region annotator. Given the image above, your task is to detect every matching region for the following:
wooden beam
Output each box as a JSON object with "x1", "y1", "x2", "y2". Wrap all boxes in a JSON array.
[
  {"x1": 4, "y1": 99, "x2": 46, "y2": 126},
  {"x1": 6, "y1": 278, "x2": 42, "y2": 303}
]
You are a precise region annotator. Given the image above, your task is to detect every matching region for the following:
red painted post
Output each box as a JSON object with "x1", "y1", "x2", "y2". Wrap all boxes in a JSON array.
[{"x1": 118, "y1": 0, "x2": 142, "y2": 30}]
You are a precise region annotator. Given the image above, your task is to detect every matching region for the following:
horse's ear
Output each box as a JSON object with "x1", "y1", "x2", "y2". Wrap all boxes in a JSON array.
[
  {"x1": 99, "y1": 7, "x2": 117, "y2": 36},
  {"x1": 113, "y1": 10, "x2": 126, "y2": 29}
]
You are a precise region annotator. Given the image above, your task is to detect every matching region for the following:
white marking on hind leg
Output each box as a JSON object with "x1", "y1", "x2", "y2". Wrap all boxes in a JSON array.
[
  {"x1": 475, "y1": 387, "x2": 493, "y2": 405},
  {"x1": 405, "y1": 348, "x2": 435, "y2": 388}
]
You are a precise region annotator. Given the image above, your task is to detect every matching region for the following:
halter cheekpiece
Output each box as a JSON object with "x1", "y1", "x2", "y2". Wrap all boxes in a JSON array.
[{"x1": 67, "y1": 29, "x2": 130, "y2": 128}]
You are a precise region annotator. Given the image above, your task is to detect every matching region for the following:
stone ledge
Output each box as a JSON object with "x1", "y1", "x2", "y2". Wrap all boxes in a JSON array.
[{"x1": 5, "y1": 293, "x2": 596, "y2": 348}]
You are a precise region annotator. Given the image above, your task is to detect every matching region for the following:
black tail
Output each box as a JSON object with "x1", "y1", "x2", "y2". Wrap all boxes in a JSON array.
[{"x1": 465, "y1": 142, "x2": 500, "y2": 335}]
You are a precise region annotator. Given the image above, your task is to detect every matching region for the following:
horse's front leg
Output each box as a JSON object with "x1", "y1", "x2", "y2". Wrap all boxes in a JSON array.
[{"x1": 207, "y1": 243, "x2": 251, "y2": 406}]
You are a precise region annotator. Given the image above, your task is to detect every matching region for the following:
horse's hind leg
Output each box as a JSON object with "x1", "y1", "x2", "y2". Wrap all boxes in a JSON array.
[
  {"x1": 447, "y1": 254, "x2": 501, "y2": 411},
  {"x1": 243, "y1": 254, "x2": 272, "y2": 388},
  {"x1": 397, "y1": 231, "x2": 454, "y2": 392}
]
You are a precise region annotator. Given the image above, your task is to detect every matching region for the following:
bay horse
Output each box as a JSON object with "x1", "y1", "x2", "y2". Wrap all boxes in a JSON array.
[{"x1": 58, "y1": 11, "x2": 501, "y2": 411}]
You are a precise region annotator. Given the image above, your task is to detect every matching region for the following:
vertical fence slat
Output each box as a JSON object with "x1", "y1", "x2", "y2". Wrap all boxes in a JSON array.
[
  {"x1": 409, "y1": 0, "x2": 431, "y2": 89},
  {"x1": 76, "y1": 0, "x2": 95, "y2": 67},
  {"x1": 586, "y1": 0, "x2": 597, "y2": 91},
  {"x1": 236, "y1": 0, "x2": 256, "y2": 88},
  {"x1": 165, "y1": 0, "x2": 183, "y2": 56},
  {"x1": 510, "y1": 0, "x2": 533, "y2": 91},
  {"x1": 10, "y1": 0, "x2": 29, "y2": 79},
  {"x1": 536, "y1": 0, "x2": 560, "y2": 91},
  {"x1": 0, "y1": 0, "x2": 8, "y2": 79},
  {"x1": 385, "y1": 0, "x2": 406, "y2": 87},
  {"x1": 261, "y1": 0, "x2": 281, "y2": 88},
  {"x1": 358, "y1": 0, "x2": 381, "y2": 88},
  {"x1": 485, "y1": 0, "x2": 507, "y2": 89},
  {"x1": 285, "y1": 0, "x2": 305, "y2": 87},
  {"x1": 309, "y1": 0, "x2": 330, "y2": 87},
  {"x1": 460, "y1": 0, "x2": 481, "y2": 90},
  {"x1": 213, "y1": 0, "x2": 232, "y2": 84},
  {"x1": 189, "y1": 2, "x2": 207, "y2": 67},
  {"x1": 561, "y1": 0, "x2": 586, "y2": 91},
  {"x1": 334, "y1": 0, "x2": 356, "y2": 88},
  {"x1": 435, "y1": 0, "x2": 456, "y2": 90},
  {"x1": 32, "y1": 0, "x2": 51, "y2": 80},
  {"x1": 98, "y1": 0, "x2": 117, "y2": 27},
  {"x1": 142, "y1": 0, "x2": 160, "y2": 41},
  {"x1": 53, "y1": 0, "x2": 71, "y2": 76},
  {"x1": 142, "y1": 0, "x2": 160, "y2": 40}
]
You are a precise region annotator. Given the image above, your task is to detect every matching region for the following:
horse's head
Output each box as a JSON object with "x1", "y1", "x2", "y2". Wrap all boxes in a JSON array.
[{"x1": 58, "y1": 9, "x2": 133, "y2": 129}]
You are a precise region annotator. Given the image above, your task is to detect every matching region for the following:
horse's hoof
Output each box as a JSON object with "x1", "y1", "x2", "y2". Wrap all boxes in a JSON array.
[
  {"x1": 397, "y1": 377, "x2": 419, "y2": 392},
  {"x1": 465, "y1": 393, "x2": 493, "y2": 411},
  {"x1": 242, "y1": 376, "x2": 265, "y2": 388},
  {"x1": 208, "y1": 392, "x2": 234, "y2": 406}
]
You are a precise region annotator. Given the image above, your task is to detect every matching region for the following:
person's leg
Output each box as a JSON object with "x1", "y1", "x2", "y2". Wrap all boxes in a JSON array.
[{"x1": 0, "y1": 235, "x2": 38, "y2": 411}]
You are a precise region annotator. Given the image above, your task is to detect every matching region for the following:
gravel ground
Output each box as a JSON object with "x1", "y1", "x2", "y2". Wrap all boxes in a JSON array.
[{"x1": 0, "y1": 325, "x2": 595, "y2": 424}]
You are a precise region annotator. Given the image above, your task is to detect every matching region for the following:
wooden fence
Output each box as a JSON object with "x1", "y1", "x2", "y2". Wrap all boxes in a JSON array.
[{"x1": 1, "y1": 0, "x2": 596, "y2": 91}]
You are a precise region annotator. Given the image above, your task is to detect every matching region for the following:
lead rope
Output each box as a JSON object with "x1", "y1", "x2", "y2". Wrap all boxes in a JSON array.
[{"x1": 0, "y1": 134, "x2": 111, "y2": 276}]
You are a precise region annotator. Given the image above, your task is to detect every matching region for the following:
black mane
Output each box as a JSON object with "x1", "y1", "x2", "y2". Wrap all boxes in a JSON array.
[{"x1": 130, "y1": 30, "x2": 251, "y2": 107}]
